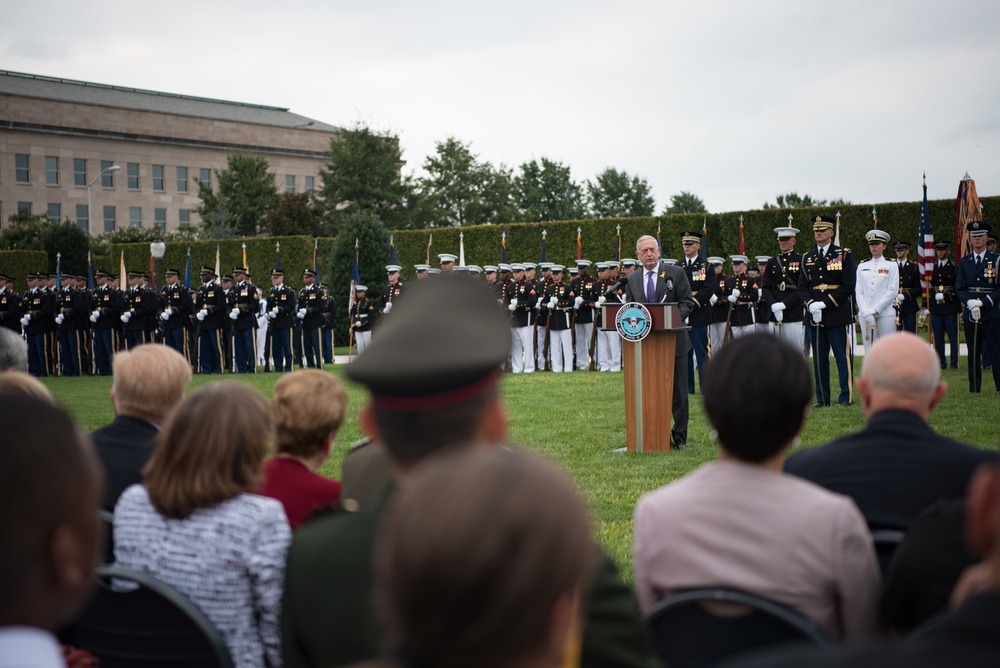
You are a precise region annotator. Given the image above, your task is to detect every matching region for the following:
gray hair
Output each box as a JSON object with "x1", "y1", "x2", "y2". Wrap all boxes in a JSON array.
[
  {"x1": 0, "y1": 329, "x2": 27, "y2": 372},
  {"x1": 635, "y1": 235, "x2": 658, "y2": 251}
]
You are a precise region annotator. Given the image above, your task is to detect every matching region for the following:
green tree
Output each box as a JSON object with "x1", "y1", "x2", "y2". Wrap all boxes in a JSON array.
[
  {"x1": 327, "y1": 212, "x2": 390, "y2": 344},
  {"x1": 0, "y1": 214, "x2": 54, "y2": 250},
  {"x1": 419, "y1": 138, "x2": 497, "y2": 227},
  {"x1": 515, "y1": 158, "x2": 586, "y2": 222},
  {"x1": 664, "y1": 190, "x2": 708, "y2": 215},
  {"x1": 43, "y1": 221, "x2": 90, "y2": 274},
  {"x1": 587, "y1": 168, "x2": 656, "y2": 217},
  {"x1": 196, "y1": 153, "x2": 279, "y2": 237},
  {"x1": 318, "y1": 123, "x2": 411, "y2": 233},
  {"x1": 265, "y1": 193, "x2": 326, "y2": 237},
  {"x1": 762, "y1": 193, "x2": 851, "y2": 209}
]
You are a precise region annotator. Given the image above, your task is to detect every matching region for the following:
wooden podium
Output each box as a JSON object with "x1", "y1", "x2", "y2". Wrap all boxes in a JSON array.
[{"x1": 602, "y1": 303, "x2": 685, "y2": 452}]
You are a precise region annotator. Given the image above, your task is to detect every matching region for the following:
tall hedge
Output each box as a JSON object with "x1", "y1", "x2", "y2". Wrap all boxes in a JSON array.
[{"x1": 0, "y1": 251, "x2": 51, "y2": 293}]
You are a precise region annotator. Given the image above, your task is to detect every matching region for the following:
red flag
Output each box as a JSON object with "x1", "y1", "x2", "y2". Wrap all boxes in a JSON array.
[
  {"x1": 738, "y1": 216, "x2": 745, "y2": 255},
  {"x1": 576, "y1": 227, "x2": 582, "y2": 261}
]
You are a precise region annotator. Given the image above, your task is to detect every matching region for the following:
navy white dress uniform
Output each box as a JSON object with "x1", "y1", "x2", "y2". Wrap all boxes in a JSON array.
[
  {"x1": 855, "y1": 229, "x2": 899, "y2": 352},
  {"x1": 266, "y1": 269, "x2": 297, "y2": 372},
  {"x1": 229, "y1": 268, "x2": 260, "y2": 373},
  {"x1": 296, "y1": 269, "x2": 325, "y2": 369},
  {"x1": 545, "y1": 266, "x2": 575, "y2": 373},
  {"x1": 761, "y1": 227, "x2": 806, "y2": 351},
  {"x1": 158, "y1": 268, "x2": 193, "y2": 358},
  {"x1": 895, "y1": 242, "x2": 921, "y2": 332},
  {"x1": 350, "y1": 286, "x2": 375, "y2": 353},
  {"x1": 680, "y1": 232, "x2": 713, "y2": 392},
  {"x1": 955, "y1": 220, "x2": 1000, "y2": 393},
  {"x1": 928, "y1": 242, "x2": 961, "y2": 369},
  {"x1": 706, "y1": 257, "x2": 729, "y2": 353},
  {"x1": 725, "y1": 255, "x2": 759, "y2": 338},
  {"x1": 571, "y1": 260, "x2": 598, "y2": 370},
  {"x1": 797, "y1": 215, "x2": 856, "y2": 407},
  {"x1": 507, "y1": 264, "x2": 537, "y2": 373}
]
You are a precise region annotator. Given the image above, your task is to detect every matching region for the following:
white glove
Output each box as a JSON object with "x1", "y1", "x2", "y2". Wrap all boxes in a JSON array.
[
  {"x1": 709, "y1": 294, "x2": 718, "y2": 306},
  {"x1": 758, "y1": 289, "x2": 763, "y2": 300},
  {"x1": 597, "y1": 295, "x2": 606, "y2": 306},
  {"x1": 773, "y1": 309, "x2": 784, "y2": 323},
  {"x1": 507, "y1": 302, "x2": 517, "y2": 312},
  {"x1": 497, "y1": 299, "x2": 504, "y2": 306},
  {"x1": 383, "y1": 302, "x2": 392, "y2": 314},
  {"x1": 771, "y1": 303, "x2": 785, "y2": 314},
  {"x1": 731, "y1": 289, "x2": 741, "y2": 298},
  {"x1": 535, "y1": 298, "x2": 543, "y2": 310},
  {"x1": 897, "y1": 293, "x2": 905, "y2": 303},
  {"x1": 727, "y1": 294, "x2": 738, "y2": 304},
  {"x1": 864, "y1": 314, "x2": 876, "y2": 329},
  {"x1": 812, "y1": 309, "x2": 823, "y2": 324},
  {"x1": 971, "y1": 307, "x2": 981, "y2": 322},
  {"x1": 229, "y1": 311, "x2": 239, "y2": 321},
  {"x1": 808, "y1": 301, "x2": 826, "y2": 314},
  {"x1": 574, "y1": 296, "x2": 583, "y2": 309},
  {"x1": 23, "y1": 314, "x2": 31, "y2": 323},
  {"x1": 967, "y1": 299, "x2": 983, "y2": 310},
  {"x1": 354, "y1": 320, "x2": 362, "y2": 327},
  {"x1": 296, "y1": 309, "x2": 306, "y2": 319},
  {"x1": 267, "y1": 311, "x2": 276, "y2": 320},
  {"x1": 20, "y1": 316, "x2": 29, "y2": 327},
  {"x1": 549, "y1": 297, "x2": 558, "y2": 309},
  {"x1": 160, "y1": 311, "x2": 170, "y2": 321},
  {"x1": 164, "y1": 308, "x2": 173, "y2": 317},
  {"x1": 921, "y1": 309, "x2": 930, "y2": 317},
  {"x1": 120, "y1": 312, "x2": 131, "y2": 323},
  {"x1": 270, "y1": 307, "x2": 279, "y2": 318},
  {"x1": 90, "y1": 312, "x2": 99, "y2": 323},
  {"x1": 196, "y1": 311, "x2": 206, "y2": 321},
  {"x1": 935, "y1": 293, "x2": 944, "y2": 303},
  {"x1": 55, "y1": 314, "x2": 64, "y2": 325}
]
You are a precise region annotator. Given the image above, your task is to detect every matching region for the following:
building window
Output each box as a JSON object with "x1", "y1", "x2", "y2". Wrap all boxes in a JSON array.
[
  {"x1": 47, "y1": 203, "x2": 61, "y2": 221},
  {"x1": 45, "y1": 157, "x2": 59, "y2": 185},
  {"x1": 129, "y1": 207, "x2": 142, "y2": 228},
  {"x1": 199, "y1": 168, "x2": 211, "y2": 189},
  {"x1": 15, "y1": 154, "x2": 30, "y2": 183},
  {"x1": 305, "y1": 176, "x2": 315, "y2": 192},
  {"x1": 76, "y1": 204, "x2": 89, "y2": 230},
  {"x1": 103, "y1": 206, "x2": 116, "y2": 232},
  {"x1": 154, "y1": 208, "x2": 166, "y2": 231},
  {"x1": 285, "y1": 175, "x2": 295, "y2": 193},
  {"x1": 127, "y1": 163, "x2": 139, "y2": 190},
  {"x1": 179, "y1": 209, "x2": 190, "y2": 227},
  {"x1": 153, "y1": 165, "x2": 165, "y2": 191},
  {"x1": 101, "y1": 160, "x2": 116, "y2": 188},
  {"x1": 18, "y1": 202, "x2": 32, "y2": 215},
  {"x1": 177, "y1": 166, "x2": 188, "y2": 193},
  {"x1": 74, "y1": 159, "x2": 87, "y2": 187}
]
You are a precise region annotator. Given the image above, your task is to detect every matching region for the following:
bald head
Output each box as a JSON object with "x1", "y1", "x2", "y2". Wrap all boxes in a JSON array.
[{"x1": 857, "y1": 333, "x2": 947, "y2": 420}]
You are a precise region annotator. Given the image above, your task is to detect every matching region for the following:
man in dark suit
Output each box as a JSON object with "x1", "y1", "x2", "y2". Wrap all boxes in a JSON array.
[
  {"x1": 91, "y1": 344, "x2": 191, "y2": 511},
  {"x1": 624, "y1": 234, "x2": 695, "y2": 449},
  {"x1": 785, "y1": 332, "x2": 995, "y2": 531}
]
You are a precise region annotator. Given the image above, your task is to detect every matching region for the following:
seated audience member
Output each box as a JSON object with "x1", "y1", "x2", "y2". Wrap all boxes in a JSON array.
[
  {"x1": 633, "y1": 333, "x2": 880, "y2": 639},
  {"x1": 785, "y1": 332, "x2": 995, "y2": 530},
  {"x1": 340, "y1": 437, "x2": 392, "y2": 509},
  {"x1": 731, "y1": 461, "x2": 1000, "y2": 668},
  {"x1": 91, "y1": 344, "x2": 192, "y2": 512},
  {"x1": 0, "y1": 327, "x2": 28, "y2": 371},
  {"x1": 0, "y1": 370, "x2": 53, "y2": 401},
  {"x1": 351, "y1": 448, "x2": 595, "y2": 668},
  {"x1": 0, "y1": 396, "x2": 104, "y2": 666},
  {"x1": 258, "y1": 368, "x2": 347, "y2": 529},
  {"x1": 283, "y1": 275, "x2": 660, "y2": 668},
  {"x1": 113, "y1": 382, "x2": 291, "y2": 668}
]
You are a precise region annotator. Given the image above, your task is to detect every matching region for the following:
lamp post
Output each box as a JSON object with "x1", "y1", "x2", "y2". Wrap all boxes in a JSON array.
[
  {"x1": 87, "y1": 165, "x2": 121, "y2": 234},
  {"x1": 150, "y1": 237, "x2": 166, "y2": 291}
]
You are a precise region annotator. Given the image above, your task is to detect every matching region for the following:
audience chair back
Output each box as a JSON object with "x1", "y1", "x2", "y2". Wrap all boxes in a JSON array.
[
  {"x1": 871, "y1": 528, "x2": 907, "y2": 578},
  {"x1": 98, "y1": 509, "x2": 114, "y2": 564},
  {"x1": 58, "y1": 564, "x2": 235, "y2": 668},
  {"x1": 645, "y1": 587, "x2": 834, "y2": 668}
]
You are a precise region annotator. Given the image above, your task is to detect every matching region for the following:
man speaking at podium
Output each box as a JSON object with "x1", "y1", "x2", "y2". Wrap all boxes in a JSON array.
[{"x1": 623, "y1": 235, "x2": 696, "y2": 449}]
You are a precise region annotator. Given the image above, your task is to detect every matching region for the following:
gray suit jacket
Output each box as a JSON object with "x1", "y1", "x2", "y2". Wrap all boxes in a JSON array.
[{"x1": 623, "y1": 262, "x2": 695, "y2": 356}]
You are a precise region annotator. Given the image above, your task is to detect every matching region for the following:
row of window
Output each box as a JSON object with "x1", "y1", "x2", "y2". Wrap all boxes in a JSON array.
[
  {"x1": 13, "y1": 201, "x2": 191, "y2": 232},
  {"x1": 12, "y1": 155, "x2": 314, "y2": 193}
]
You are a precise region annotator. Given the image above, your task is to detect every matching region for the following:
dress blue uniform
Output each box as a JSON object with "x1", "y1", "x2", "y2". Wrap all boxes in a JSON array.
[
  {"x1": 928, "y1": 243, "x2": 961, "y2": 369},
  {"x1": 955, "y1": 221, "x2": 1000, "y2": 392}
]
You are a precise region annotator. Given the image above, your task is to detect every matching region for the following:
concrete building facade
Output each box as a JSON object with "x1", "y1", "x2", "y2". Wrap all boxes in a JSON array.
[{"x1": 0, "y1": 70, "x2": 339, "y2": 234}]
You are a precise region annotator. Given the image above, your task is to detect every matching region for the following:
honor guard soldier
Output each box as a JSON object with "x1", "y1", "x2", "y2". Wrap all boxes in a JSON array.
[
  {"x1": 545, "y1": 265, "x2": 575, "y2": 373},
  {"x1": 296, "y1": 269, "x2": 325, "y2": 369},
  {"x1": 706, "y1": 256, "x2": 729, "y2": 353},
  {"x1": 158, "y1": 268, "x2": 193, "y2": 359},
  {"x1": 754, "y1": 257, "x2": 771, "y2": 329},
  {"x1": 73, "y1": 274, "x2": 93, "y2": 374},
  {"x1": 20, "y1": 273, "x2": 54, "y2": 377},
  {"x1": 593, "y1": 262, "x2": 618, "y2": 372},
  {"x1": 855, "y1": 229, "x2": 899, "y2": 352},
  {"x1": 955, "y1": 220, "x2": 1000, "y2": 393},
  {"x1": 533, "y1": 263, "x2": 553, "y2": 370},
  {"x1": 55, "y1": 273, "x2": 86, "y2": 376},
  {"x1": 194, "y1": 266, "x2": 227, "y2": 374},
  {"x1": 680, "y1": 232, "x2": 713, "y2": 391},
  {"x1": 506, "y1": 264, "x2": 537, "y2": 373},
  {"x1": 571, "y1": 260, "x2": 598, "y2": 371},
  {"x1": 468, "y1": 265, "x2": 482, "y2": 279},
  {"x1": 89, "y1": 270, "x2": 121, "y2": 375},
  {"x1": 413, "y1": 264, "x2": 429, "y2": 280},
  {"x1": 894, "y1": 241, "x2": 921, "y2": 332},
  {"x1": 320, "y1": 283, "x2": 336, "y2": 365},
  {"x1": 350, "y1": 285, "x2": 375, "y2": 354},
  {"x1": 266, "y1": 269, "x2": 297, "y2": 372},
  {"x1": 219, "y1": 274, "x2": 236, "y2": 371},
  {"x1": 725, "y1": 255, "x2": 759, "y2": 337},
  {"x1": 438, "y1": 253, "x2": 457, "y2": 273},
  {"x1": 379, "y1": 265, "x2": 404, "y2": 316},
  {"x1": 41, "y1": 274, "x2": 58, "y2": 375},
  {"x1": 0, "y1": 273, "x2": 22, "y2": 333},
  {"x1": 798, "y1": 215, "x2": 856, "y2": 407},
  {"x1": 228, "y1": 267, "x2": 260, "y2": 373},
  {"x1": 762, "y1": 227, "x2": 805, "y2": 350},
  {"x1": 484, "y1": 265, "x2": 501, "y2": 298},
  {"x1": 928, "y1": 241, "x2": 961, "y2": 369},
  {"x1": 122, "y1": 270, "x2": 156, "y2": 350}
]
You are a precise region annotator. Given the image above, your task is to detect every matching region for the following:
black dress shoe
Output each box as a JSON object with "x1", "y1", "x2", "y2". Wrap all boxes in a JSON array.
[
  {"x1": 836, "y1": 401, "x2": 851, "y2": 408},
  {"x1": 671, "y1": 443, "x2": 686, "y2": 451},
  {"x1": 812, "y1": 402, "x2": 830, "y2": 408}
]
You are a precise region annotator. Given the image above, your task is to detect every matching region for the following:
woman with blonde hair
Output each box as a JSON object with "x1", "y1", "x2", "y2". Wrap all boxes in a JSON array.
[{"x1": 113, "y1": 382, "x2": 290, "y2": 668}]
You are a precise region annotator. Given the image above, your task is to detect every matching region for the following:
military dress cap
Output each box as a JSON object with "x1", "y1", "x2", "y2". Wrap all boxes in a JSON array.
[
  {"x1": 355, "y1": 285, "x2": 368, "y2": 292},
  {"x1": 95, "y1": 270, "x2": 110, "y2": 278},
  {"x1": 569, "y1": 267, "x2": 578, "y2": 275},
  {"x1": 165, "y1": 268, "x2": 180, "y2": 276},
  {"x1": 498, "y1": 263, "x2": 512, "y2": 272},
  {"x1": 730, "y1": 255, "x2": 748, "y2": 264},
  {"x1": 604, "y1": 260, "x2": 620, "y2": 267},
  {"x1": 967, "y1": 220, "x2": 992, "y2": 236},
  {"x1": 438, "y1": 253, "x2": 458, "y2": 263},
  {"x1": 428, "y1": 268, "x2": 442, "y2": 275},
  {"x1": 894, "y1": 241, "x2": 910, "y2": 250},
  {"x1": 523, "y1": 262, "x2": 537, "y2": 270},
  {"x1": 303, "y1": 269, "x2": 317, "y2": 278},
  {"x1": 347, "y1": 275, "x2": 511, "y2": 410},
  {"x1": 385, "y1": 265, "x2": 401, "y2": 274},
  {"x1": 200, "y1": 265, "x2": 216, "y2": 275},
  {"x1": 680, "y1": 231, "x2": 702, "y2": 244},
  {"x1": 812, "y1": 215, "x2": 836, "y2": 230},
  {"x1": 320, "y1": 283, "x2": 330, "y2": 290},
  {"x1": 622, "y1": 259, "x2": 638, "y2": 267},
  {"x1": 934, "y1": 241, "x2": 951, "y2": 250},
  {"x1": 595, "y1": 262, "x2": 609, "y2": 270},
  {"x1": 414, "y1": 264, "x2": 429, "y2": 272},
  {"x1": 231, "y1": 266, "x2": 247, "y2": 275},
  {"x1": 662, "y1": 259, "x2": 678, "y2": 265},
  {"x1": 538, "y1": 262, "x2": 554, "y2": 270},
  {"x1": 774, "y1": 226, "x2": 800, "y2": 238},
  {"x1": 468, "y1": 265, "x2": 482, "y2": 274},
  {"x1": 454, "y1": 265, "x2": 469, "y2": 273},
  {"x1": 0, "y1": 273, "x2": 12, "y2": 282},
  {"x1": 756, "y1": 256, "x2": 771, "y2": 264},
  {"x1": 551, "y1": 265, "x2": 565, "y2": 273},
  {"x1": 127, "y1": 270, "x2": 141, "y2": 278},
  {"x1": 866, "y1": 229, "x2": 890, "y2": 243},
  {"x1": 271, "y1": 269, "x2": 284, "y2": 277},
  {"x1": 484, "y1": 265, "x2": 498, "y2": 273},
  {"x1": 576, "y1": 259, "x2": 592, "y2": 267},
  {"x1": 221, "y1": 274, "x2": 234, "y2": 283},
  {"x1": 511, "y1": 263, "x2": 525, "y2": 272}
]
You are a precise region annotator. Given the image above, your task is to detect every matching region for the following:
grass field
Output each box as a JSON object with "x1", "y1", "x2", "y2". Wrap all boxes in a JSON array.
[{"x1": 40, "y1": 359, "x2": 1000, "y2": 582}]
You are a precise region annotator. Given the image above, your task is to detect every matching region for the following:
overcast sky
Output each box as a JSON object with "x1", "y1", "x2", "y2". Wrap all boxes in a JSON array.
[{"x1": 4, "y1": 0, "x2": 999, "y2": 215}]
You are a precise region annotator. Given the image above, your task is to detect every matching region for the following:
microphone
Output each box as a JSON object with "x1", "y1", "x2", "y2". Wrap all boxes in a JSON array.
[{"x1": 603, "y1": 276, "x2": 628, "y2": 298}]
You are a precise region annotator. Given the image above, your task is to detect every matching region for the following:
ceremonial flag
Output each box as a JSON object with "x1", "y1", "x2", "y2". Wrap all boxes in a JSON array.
[
  {"x1": 149, "y1": 253, "x2": 155, "y2": 291},
  {"x1": 87, "y1": 252, "x2": 94, "y2": 291},
  {"x1": 459, "y1": 232, "x2": 465, "y2": 267},
  {"x1": 956, "y1": 173, "x2": 982, "y2": 256},
  {"x1": 119, "y1": 250, "x2": 126, "y2": 288},
  {"x1": 349, "y1": 238, "x2": 360, "y2": 310},
  {"x1": 872, "y1": 207, "x2": 879, "y2": 229},
  {"x1": 616, "y1": 224, "x2": 622, "y2": 263},
  {"x1": 576, "y1": 227, "x2": 582, "y2": 261},
  {"x1": 56, "y1": 253, "x2": 62, "y2": 291},
  {"x1": 244, "y1": 243, "x2": 250, "y2": 275},
  {"x1": 738, "y1": 216, "x2": 745, "y2": 255},
  {"x1": 275, "y1": 241, "x2": 283, "y2": 271},
  {"x1": 700, "y1": 217, "x2": 708, "y2": 261},
  {"x1": 426, "y1": 233, "x2": 433, "y2": 265},
  {"x1": 834, "y1": 212, "x2": 842, "y2": 247},
  {"x1": 389, "y1": 235, "x2": 397, "y2": 267},
  {"x1": 184, "y1": 247, "x2": 191, "y2": 290},
  {"x1": 656, "y1": 221, "x2": 662, "y2": 249},
  {"x1": 501, "y1": 232, "x2": 507, "y2": 264},
  {"x1": 540, "y1": 230, "x2": 547, "y2": 262},
  {"x1": 918, "y1": 174, "x2": 935, "y2": 291},
  {"x1": 214, "y1": 245, "x2": 221, "y2": 278}
]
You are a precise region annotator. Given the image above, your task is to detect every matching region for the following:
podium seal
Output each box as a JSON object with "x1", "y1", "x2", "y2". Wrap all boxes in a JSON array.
[{"x1": 615, "y1": 302, "x2": 652, "y2": 342}]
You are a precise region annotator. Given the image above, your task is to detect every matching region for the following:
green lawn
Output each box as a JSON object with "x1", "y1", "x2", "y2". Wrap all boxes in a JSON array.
[{"x1": 40, "y1": 360, "x2": 1000, "y2": 582}]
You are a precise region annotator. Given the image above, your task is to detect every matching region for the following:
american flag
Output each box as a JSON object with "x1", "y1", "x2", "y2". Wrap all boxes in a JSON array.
[{"x1": 917, "y1": 174, "x2": 934, "y2": 290}]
